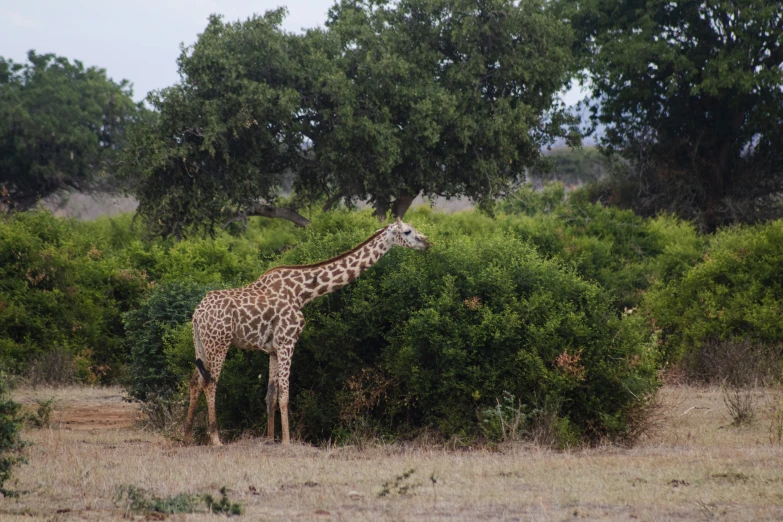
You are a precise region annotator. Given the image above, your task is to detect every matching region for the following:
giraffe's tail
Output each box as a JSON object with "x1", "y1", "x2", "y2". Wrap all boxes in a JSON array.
[
  {"x1": 195, "y1": 358, "x2": 211, "y2": 385},
  {"x1": 193, "y1": 317, "x2": 212, "y2": 385}
]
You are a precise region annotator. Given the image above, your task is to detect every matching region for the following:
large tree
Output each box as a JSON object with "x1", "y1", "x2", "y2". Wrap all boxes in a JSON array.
[
  {"x1": 122, "y1": 2, "x2": 577, "y2": 236},
  {"x1": 119, "y1": 10, "x2": 310, "y2": 238},
  {"x1": 300, "y1": 0, "x2": 580, "y2": 219},
  {"x1": 0, "y1": 51, "x2": 138, "y2": 211},
  {"x1": 563, "y1": 0, "x2": 783, "y2": 231}
]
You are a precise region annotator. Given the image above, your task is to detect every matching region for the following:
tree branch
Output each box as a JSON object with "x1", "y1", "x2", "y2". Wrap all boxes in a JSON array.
[{"x1": 322, "y1": 191, "x2": 344, "y2": 212}]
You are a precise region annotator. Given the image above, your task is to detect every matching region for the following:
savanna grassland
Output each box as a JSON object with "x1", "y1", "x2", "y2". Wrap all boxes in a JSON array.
[
  {"x1": 3, "y1": 1, "x2": 783, "y2": 519},
  {"x1": 2, "y1": 383, "x2": 782, "y2": 521}
]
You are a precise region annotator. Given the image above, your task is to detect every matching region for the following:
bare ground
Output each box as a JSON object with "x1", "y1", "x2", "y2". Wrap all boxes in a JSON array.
[
  {"x1": 12, "y1": 386, "x2": 142, "y2": 431},
  {"x1": 2, "y1": 385, "x2": 782, "y2": 521}
]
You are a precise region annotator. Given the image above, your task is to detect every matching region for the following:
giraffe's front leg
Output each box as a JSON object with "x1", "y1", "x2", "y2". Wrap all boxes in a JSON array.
[
  {"x1": 266, "y1": 353, "x2": 279, "y2": 441},
  {"x1": 277, "y1": 352, "x2": 293, "y2": 445},
  {"x1": 275, "y1": 310, "x2": 304, "y2": 445}
]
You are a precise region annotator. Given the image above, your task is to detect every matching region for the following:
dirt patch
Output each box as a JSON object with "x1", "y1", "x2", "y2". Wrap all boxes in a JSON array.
[
  {"x1": 14, "y1": 385, "x2": 142, "y2": 430},
  {"x1": 51, "y1": 404, "x2": 140, "y2": 430}
]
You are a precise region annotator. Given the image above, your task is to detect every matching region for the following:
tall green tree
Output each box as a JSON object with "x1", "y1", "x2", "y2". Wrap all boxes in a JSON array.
[
  {"x1": 300, "y1": 0, "x2": 580, "y2": 219},
  {"x1": 119, "y1": 10, "x2": 309, "y2": 238},
  {"x1": 0, "y1": 51, "x2": 139, "y2": 211},
  {"x1": 122, "y1": 2, "x2": 578, "y2": 237},
  {"x1": 563, "y1": 0, "x2": 783, "y2": 231}
]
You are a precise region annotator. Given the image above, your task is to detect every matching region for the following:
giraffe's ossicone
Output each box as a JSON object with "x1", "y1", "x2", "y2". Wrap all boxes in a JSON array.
[{"x1": 184, "y1": 218, "x2": 429, "y2": 446}]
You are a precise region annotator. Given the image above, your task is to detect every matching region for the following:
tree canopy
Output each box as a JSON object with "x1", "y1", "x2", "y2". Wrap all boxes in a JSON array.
[
  {"x1": 563, "y1": 0, "x2": 783, "y2": 231},
  {"x1": 0, "y1": 51, "x2": 138, "y2": 211},
  {"x1": 120, "y1": 10, "x2": 308, "y2": 238},
  {"x1": 121, "y1": 1, "x2": 579, "y2": 237},
  {"x1": 303, "y1": 0, "x2": 580, "y2": 219}
]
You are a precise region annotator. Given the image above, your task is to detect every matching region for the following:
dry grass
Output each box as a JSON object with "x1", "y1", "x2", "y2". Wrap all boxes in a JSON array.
[{"x1": 2, "y1": 385, "x2": 783, "y2": 521}]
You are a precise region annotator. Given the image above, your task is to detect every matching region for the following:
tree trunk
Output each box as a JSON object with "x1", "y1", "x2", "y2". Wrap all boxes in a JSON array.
[
  {"x1": 702, "y1": 110, "x2": 745, "y2": 232},
  {"x1": 391, "y1": 193, "x2": 416, "y2": 220},
  {"x1": 374, "y1": 194, "x2": 391, "y2": 222}
]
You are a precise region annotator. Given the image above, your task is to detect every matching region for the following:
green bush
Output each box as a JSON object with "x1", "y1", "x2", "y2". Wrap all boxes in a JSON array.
[
  {"x1": 3, "y1": 206, "x2": 667, "y2": 443},
  {"x1": 306, "y1": 225, "x2": 657, "y2": 441},
  {"x1": 156, "y1": 211, "x2": 659, "y2": 443},
  {"x1": 0, "y1": 210, "x2": 304, "y2": 381},
  {"x1": 0, "y1": 212, "x2": 150, "y2": 378},
  {"x1": 644, "y1": 220, "x2": 783, "y2": 363},
  {"x1": 642, "y1": 214, "x2": 704, "y2": 284},
  {"x1": 124, "y1": 280, "x2": 218, "y2": 400},
  {"x1": 8, "y1": 189, "x2": 783, "y2": 443},
  {"x1": 461, "y1": 186, "x2": 702, "y2": 311},
  {"x1": 0, "y1": 377, "x2": 26, "y2": 496}
]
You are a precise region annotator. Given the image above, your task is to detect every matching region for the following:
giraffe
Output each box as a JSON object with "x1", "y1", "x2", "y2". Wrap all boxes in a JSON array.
[{"x1": 183, "y1": 218, "x2": 429, "y2": 446}]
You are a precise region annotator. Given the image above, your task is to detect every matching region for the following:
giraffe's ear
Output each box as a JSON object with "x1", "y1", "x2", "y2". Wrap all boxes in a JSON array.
[{"x1": 395, "y1": 216, "x2": 402, "y2": 225}]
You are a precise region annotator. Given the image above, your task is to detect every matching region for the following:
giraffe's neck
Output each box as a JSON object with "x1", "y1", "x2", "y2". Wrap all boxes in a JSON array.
[
  {"x1": 265, "y1": 226, "x2": 394, "y2": 306},
  {"x1": 301, "y1": 228, "x2": 392, "y2": 304}
]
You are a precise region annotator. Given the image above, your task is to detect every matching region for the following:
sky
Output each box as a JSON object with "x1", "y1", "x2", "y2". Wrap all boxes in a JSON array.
[
  {"x1": 1, "y1": 1, "x2": 336, "y2": 101},
  {"x1": 1, "y1": 0, "x2": 588, "y2": 105}
]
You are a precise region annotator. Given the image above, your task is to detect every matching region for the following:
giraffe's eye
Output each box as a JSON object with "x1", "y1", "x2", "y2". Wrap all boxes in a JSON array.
[{"x1": 404, "y1": 230, "x2": 411, "y2": 235}]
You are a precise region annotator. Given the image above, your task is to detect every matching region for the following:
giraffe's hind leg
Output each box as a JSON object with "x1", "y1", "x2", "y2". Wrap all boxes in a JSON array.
[
  {"x1": 183, "y1": 368, "x2": 201, "y2": 445},
  {"x1": 189, "y1": 328, "x2": 229, "y2": 446},
  {"x1": 201, "y1": 341, "x2": 228, "y2": 447}
]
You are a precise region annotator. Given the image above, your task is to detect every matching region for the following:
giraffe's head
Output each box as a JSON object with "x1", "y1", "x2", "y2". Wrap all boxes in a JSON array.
[{"x1": 389, "y1": 217, "x2": 430, "y2": 250}]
